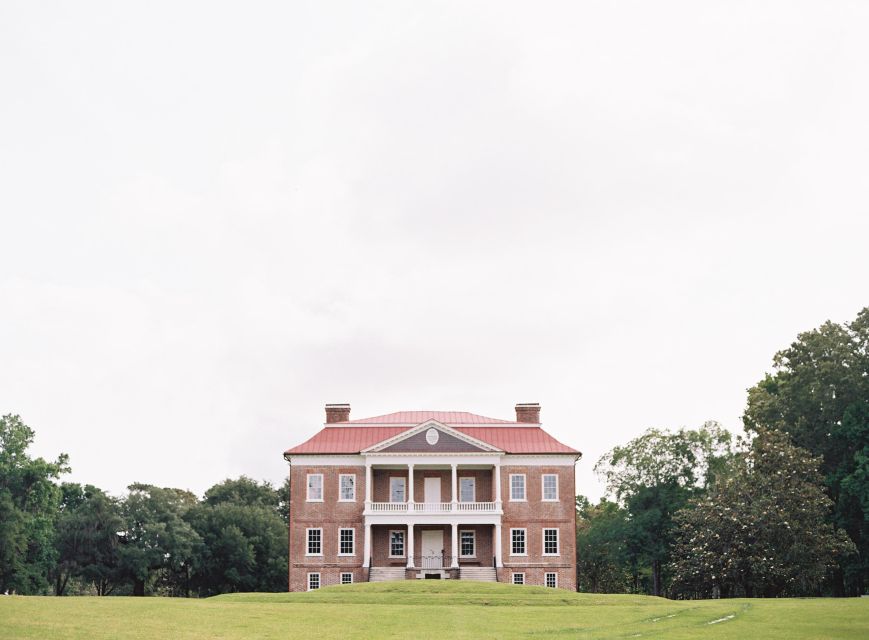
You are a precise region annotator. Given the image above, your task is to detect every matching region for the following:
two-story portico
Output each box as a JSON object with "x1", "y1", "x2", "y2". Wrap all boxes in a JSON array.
[{"x1": 284, "y1": 404, "x2": 580, "y2": 590}]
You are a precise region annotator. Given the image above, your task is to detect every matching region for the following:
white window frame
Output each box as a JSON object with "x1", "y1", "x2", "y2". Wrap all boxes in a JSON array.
[
  {"x1": 388, "y1": 529, "x2": 406, "y2": 558},
  {"x1": 307, "y1": 572, "x2": 320, "y2": 591},
  {"x1": 459, "y1": 529, "x2": 476, "y2": 558},
  {"x1": 389, "y1": 476, "x2": 407, "y2": 503},
  {"x1": 339, "y1": 474, "x2": 356, "y2": 502},
  {"x1": 338, "y1": 527, "x2": 355, "y2": 556},
  {"x1": 545, "y1": 572, "x2": 558, "y2": 588},
  {"x1": 459, "y1": 476, "x2": 476, "y2": 503},
  {"x1": 306, "y1": 528, "x2": 323, "y2": 556},
  {"x1": 306, "y1": 473, "x2": 324, "y2": 502},
  {"x1": 543, "y1": 528, "x2": 559, "y2": 556},
  {"x1": 542, "y1": 474, "x2": 559, "y2": 501},
  {"x1": 341, "y1": 572, "x2": 353, "y2": 584},
  {"x1": 512, "y1": 572, "x2": 525, "y2": 585},
  {"x1": 509, "y1": 474, "x2": 526, "y2": 501},
  {"x1": 510, "y1": 528, "x2": 527, "y2": 556}
]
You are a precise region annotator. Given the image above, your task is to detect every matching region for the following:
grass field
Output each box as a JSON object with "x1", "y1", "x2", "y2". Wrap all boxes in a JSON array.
[{"x1": 1, "y1": 581, "x2": 868, "y2": 639}]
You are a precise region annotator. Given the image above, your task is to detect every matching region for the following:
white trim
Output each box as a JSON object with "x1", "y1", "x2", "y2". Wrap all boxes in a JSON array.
[
  {"x1": 339, "y1": 474, "x2": 356, "y2": 502},
  {"x1": 542, "y1": 527, "x2": 559, "y2": 556},
  {"x1": 340, "y1": 572, "x2": 353, "y2": 585},
  {"x1": 307, "y1": 572, "x2": 321, "y2": 591},
  {"x1": 509, "y1": 474, "x2": 526, "y2": 501},
  {"x1": 501, "y1": 455, "x2": 579, "y2": 466},
  {"x1": 458, "y1": 476, "x2": 476, "y2": 503},
  {"x1": 286, "y1": 455, "x2": 364, "y2": 466},
  {"x1": 306, "y1": 527, "x2": 323, "y2": 556},
  {"x1": 306, "y1": 473, "x2": 324, "y2": 502},
  {"x1": 361, "y1": 419, "x2": 503, "y2": 453},
  {"x1": 510, "y1": 528, "x2": 527, "y2": 556},
  {"x1": 459, "y1": 529, "x2": 476, "y2": 558},
  {"x1": 388, "y1": 529, "x2": 406, "y2": 558},
  {"x1": 545, "y1": 572, "x2": 558, "y2": 588},
  {"x1": 338, "y1": 527, "x2": 355, "y2": 556},
  {"x1": 512, "y1": 572, "x2": 525, "y2": 585},
  {"x1": 541, "y1": 473, "x2": 559, "y2": 502},
  {"x1": 389, "y1": 476, "x2": 407, "y2": 503}
]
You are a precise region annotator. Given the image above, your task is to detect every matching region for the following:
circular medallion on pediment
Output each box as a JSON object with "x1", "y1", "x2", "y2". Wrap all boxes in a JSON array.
[{"x1": 425, "y1": 428, "x2": 439, "y2": 445}]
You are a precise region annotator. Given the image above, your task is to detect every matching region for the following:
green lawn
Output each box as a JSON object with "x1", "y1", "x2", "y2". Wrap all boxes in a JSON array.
[{"x1": 1, "y1": 581, "x2": 867, "y2": 639}]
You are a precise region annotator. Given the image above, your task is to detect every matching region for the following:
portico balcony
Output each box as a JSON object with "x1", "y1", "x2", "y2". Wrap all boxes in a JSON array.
[{"x1": 366, "y1": 501, "x2": 499, "y2": 515}]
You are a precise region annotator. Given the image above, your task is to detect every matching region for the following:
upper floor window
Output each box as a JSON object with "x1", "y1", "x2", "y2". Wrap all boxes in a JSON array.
[
  {"x1": 543, "y1": 528, "x2": 559, "y2": 556},
  {"x1": 307, "y1": 474, "x2": 323, "y2": 501},
  {"x1": 510, "y1": 474, "x2": 526, "y2": 501},
  {"x1": 339, "y1": 474, "x2": 356, "y2": 501},
  {"x1": 459, "y1": 477, "x2": 475, "y2": 502},
  {"x1": 542, "y1": 474, "x2": 558, "y2": 501},
  {"x1": 306, "y1": 528, "x2": 322, "y2": 556},
  {"x1": 390, "y1": 477, "x2": 406, "y2": 503}
]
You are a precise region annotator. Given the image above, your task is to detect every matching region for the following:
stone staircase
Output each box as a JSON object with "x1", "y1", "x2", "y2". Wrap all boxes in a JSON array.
[
  {"x1": 368, "y1": 567, "x2": 407, "y2": 582},
  {"x1": 460, "y1": 567, "x2": 497, "y2": 582}
]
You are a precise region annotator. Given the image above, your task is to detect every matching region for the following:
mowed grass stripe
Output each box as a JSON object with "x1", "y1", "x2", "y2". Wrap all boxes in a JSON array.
[{"x1": 1, "y1": 581, "x2": 868, "y2": 639}]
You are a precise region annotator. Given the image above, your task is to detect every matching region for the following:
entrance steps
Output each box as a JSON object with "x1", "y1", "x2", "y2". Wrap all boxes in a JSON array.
[
  {"x1": 460, "y1": 567, "x2": 497, "y2": 582},
  {"x1": 369, "y1": 567, "x2": 406, "y2": 582}
]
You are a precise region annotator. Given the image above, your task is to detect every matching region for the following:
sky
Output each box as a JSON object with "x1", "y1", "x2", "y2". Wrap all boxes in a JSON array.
[{"x1": 1, "y1": 1, "x2": 867, "y2": 502}]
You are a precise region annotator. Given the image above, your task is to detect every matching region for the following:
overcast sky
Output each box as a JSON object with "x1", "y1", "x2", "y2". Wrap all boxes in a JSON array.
[{"x1": 1, "y1": 2, "x2": 867, "y2": 501}]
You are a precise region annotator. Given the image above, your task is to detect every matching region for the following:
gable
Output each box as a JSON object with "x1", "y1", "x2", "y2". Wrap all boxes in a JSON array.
[{"x1": 380, "y1": 426, "x2": 490, "y2": 453}]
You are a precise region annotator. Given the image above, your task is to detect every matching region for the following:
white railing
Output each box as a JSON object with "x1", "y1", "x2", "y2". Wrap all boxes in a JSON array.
[
  {"x1": 368, "y1": 502, "x2": 408, "y2": 512},
  {"x1": 367, "y1": 501, "x2": 500, "y2": 514},
  {"x1": 456, "y1": 501, "x2": 497, "y2": 512}
]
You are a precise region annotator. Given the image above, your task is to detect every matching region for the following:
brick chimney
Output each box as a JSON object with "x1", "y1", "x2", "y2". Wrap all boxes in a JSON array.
[
  {"x1": 515, "y1": 403, "x2": 541, "y2": 423},
  {"x1": 325, "y1": 403, "x2": 351, "y2": 423}
]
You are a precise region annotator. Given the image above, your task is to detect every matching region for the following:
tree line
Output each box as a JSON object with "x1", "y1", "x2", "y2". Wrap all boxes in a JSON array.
[
  {"x1": 0, "y1": 416, "x2": 289, "y2": 596},
  {"x1": 577, "y1": 307, "x2": 868, "y2": 598}
]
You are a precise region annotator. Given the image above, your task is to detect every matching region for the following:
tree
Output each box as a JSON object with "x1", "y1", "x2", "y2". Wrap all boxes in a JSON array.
[
  {"x1": 743, "y1": 307, "x2": 869, "y2": 594},
  {"x1": 54, "y1": 483, "x2": 124, "y2": 595},
  {"x1": 669, "y1": 430, "x2": 855, "y2": 598},
  {"x1": 0, "y1": 414, "x2": 69, "y2": 594},
  {"x1": 595, "y1": 422, "x2": 733, "y2": 596},
  {"x1": 117, "y1": 484, "x2": 201, "y2": 596},
  {"x1": 576, "y1": 496, "x2": 632, "y2": 593},
  {"x1": 187, "y1": 477, "x2": 288, "y2": 596}
]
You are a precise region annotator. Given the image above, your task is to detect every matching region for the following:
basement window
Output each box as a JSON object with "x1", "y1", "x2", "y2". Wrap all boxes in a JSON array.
[{"x1": 308, "y1": 573, "x2": 321, "y2": 591}]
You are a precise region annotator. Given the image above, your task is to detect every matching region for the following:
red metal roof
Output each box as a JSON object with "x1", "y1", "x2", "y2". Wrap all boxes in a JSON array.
[
  {"x1": 284, "y1": 424, "x2": 579, "y2": 455},
  {"x1": 339, "y1": 411, "x2": 518, "y2": 425}
]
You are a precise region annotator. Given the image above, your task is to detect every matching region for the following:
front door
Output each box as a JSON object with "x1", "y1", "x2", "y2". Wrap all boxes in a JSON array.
[
  {"x1": 424, "y1": 477, "x2": 441, "y2": 504},
  {"x1": 421, "y1": 529, "x2": 444, "y2": 569}
]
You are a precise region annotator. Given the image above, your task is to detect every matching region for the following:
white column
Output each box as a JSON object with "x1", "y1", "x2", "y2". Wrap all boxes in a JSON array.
[
  {"x1": 365, "y1": 462, "x2": 372, "y2": 506},
  {"x1": 494, "y1": 462, "x2": 501, "y2": 505},
  {"x1": 451, "y1": 463, "x2": 458, "y2": 509},
  {"x1": 407, "y1": 524, "x2": 415, "y2": 568},
  {"x1": 363, "y1": 523, "x2": 372, "y2": 567},
  {"x1": 494, "y1": 523, "x2": 503, "y2": 567},
  {"x1": 408, "y1": 463, "x2": 415, "y2": 511},
  {"x1": 451, "y1": 522, "x2": 459, "y2": 568}
]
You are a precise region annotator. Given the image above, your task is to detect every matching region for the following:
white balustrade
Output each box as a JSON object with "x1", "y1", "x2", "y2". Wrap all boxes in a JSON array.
[
  {"x1": 411, "y1": 502, "x2": 453, "y2": 513},
  {"x1": 368, "y1": 502, "x2": 408, "y2": 512},
  {"x1": 456, "y1": 501, "x2": 497, "y2": 512},
  {"x1": 367, "y1": 501, "x2": 498, "y2": 514}
]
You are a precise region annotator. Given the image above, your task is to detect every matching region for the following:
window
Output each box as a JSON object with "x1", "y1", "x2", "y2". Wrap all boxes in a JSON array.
[
  {"x1": 390, "y1": 477, "x2": 406, "y2": 503},
  {"x1": 306, "y1": 528, "x2": 322, "y2": 555},
  {"x1": 543, "y1": 528, "x2": 559, "y2": 556},
  {"x1": 341, "y1": 572, "x2": 353, "y2": 585},
  {"x1": 307, "y1": 474, "x2": 323, "y2": 501},
  {"x1": 545, "y1": 572, "x2": 558, "y2": 588},
  {"x1": 459, "y1": 477, "x2": 475, "y2": 502},
  {"x1": 512, "y1": 573, "x2": 525, "y2": 585},
  {"x1": 389, "y1": 530, "x2": 405, "y2": 557},
  {"x1": 511, "y1": 528, "x2": 526, "y2": 555},
  {"x1": 339, "y1": 528, "x2": 355, "y2": 555},
  {"x1": 542, "y1": 474, "x2": 558, "y2": 501},
  {"x1": 339, "y1": 474, "x2": 356, "y2": 501},
  {"x1": 460, "y1": 530, "x2": 475, "y2": 557},
  {"x1": 307, "y1": 573, "x2": 320, "y2": 591},
  {"x1": 510, "y1": 474, "x2": 526, "y2": 501}
]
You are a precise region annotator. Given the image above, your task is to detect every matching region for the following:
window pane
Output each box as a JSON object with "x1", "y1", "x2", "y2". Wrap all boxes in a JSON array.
[
  {"x1": 544, "y1": 529, "x2": 558, "y2": 555},
  {"x1": 546, "y1": 573, "x2": 557, "y2": 588},
  {"x1": 340, "y1": 529, "x2": 354, "y2": 555},
  {"x1": 459, "y1": 478, "x2": 475, "y2": 502},
  {"x1": 390, "y1": 531, "x2": 405, "y2": 556},
  {"x1": 513, "y1": 573, "x2": 524, "y2": 585},
  {"x1": 460, "y1": 531, "x2": 475, "y2": 557},
  {"x1": 307, "y1": 529, "x2": 322, "y2": 554},
  {"x1": 340, "y1": 475, "x2": 355, "y2": 500},
  {"x1": 510, "y1": 475, "x2": 525, "y2": 500},
  {"x1": 307, "y1": 475, "x2": 323, "y2": 500},
  {"x1": 511, "y1": 529, "x2": 526, "y2": 555},
  {"x1": 308, "y1": 573, "x2": 320, "y2": 590},
  {"x1": 390, "y1": 478, "x2": 406, "y2": 503},
  {"x1": 341, "y1": 573, "x2": 353, "y2": 585}
]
